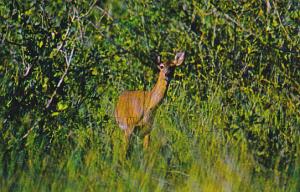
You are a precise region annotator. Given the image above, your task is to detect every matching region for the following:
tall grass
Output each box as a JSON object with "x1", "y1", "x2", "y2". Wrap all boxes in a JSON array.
[{"x1": 1, "y1": 77, "x2": 299, "y2": 192}]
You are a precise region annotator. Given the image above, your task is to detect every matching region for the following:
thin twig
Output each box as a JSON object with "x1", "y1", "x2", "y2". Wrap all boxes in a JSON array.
[
  {"x1": 46, "y1": 47, "x2": 75, "y2": 109},
  {"x1": 266, "y1": 0, "x2": 271, "y2": 14},
  {"x1": 22, "y1": 126, "x2": 34, "y2": 139},
  {"x1": 21, "y1": 120, "x2": 39, "y2": 140},
  {"x1": 79, "y1": 0, "x2": 98, "y2": 19},
  {"x1": 95, "y1": 6, "x2": 113, "y2": 20},
  {"x1": 23, "y1": 64, "x2": 32, "y2": 77}
]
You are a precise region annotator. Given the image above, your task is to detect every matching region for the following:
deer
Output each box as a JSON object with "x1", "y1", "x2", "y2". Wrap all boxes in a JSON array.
[{"x1": 115, "y1": 52, "x2": 185, "y2": 153}]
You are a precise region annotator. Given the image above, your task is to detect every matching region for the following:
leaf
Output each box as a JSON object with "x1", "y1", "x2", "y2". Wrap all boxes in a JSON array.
[
  {"x1": 57, "y1": 102, "x2": 68, "y2": 111},
  {"x1": 97, "y1": 86, "x2": 104, "y2": 94},
  {"x1": 50, "y1": 48, "x2": 58, "y2": 58},
  {"x1": 38, "y1": 41, "x2": 43, "y2": 48},
  {"x1": 91, "y1": 67, "x2": 98, "y2": 75},
  {"x1": 42, "y1": 77, "x2": 48, "y2": 92},
  {"x1": 25, "y1": 9, "x2": 33, "y2": 16},
  {"x1": 258, "y1": 9, "x2": 263, "y2": 17},
  {"x1": 51, "y1": 112, "x2": 60, "y2": 117},
  {"x1": 114, "y1": 55, "x2": 121, "y2": 62}
]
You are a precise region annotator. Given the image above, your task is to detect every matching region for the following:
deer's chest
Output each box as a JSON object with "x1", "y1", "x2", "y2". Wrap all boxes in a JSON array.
[{"x1": 137, "y1": 108, "x2": 157, "y2": 134}]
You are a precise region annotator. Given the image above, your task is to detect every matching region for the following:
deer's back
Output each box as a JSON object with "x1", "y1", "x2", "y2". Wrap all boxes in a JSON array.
[{"x1": 115, "y1": 91, "x2": 150, "y2": 129}]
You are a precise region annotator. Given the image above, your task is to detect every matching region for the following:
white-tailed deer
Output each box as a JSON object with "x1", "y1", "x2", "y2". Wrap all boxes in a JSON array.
[{"x1": 115, "y1": 52, "x2": 185, "y2": 152}]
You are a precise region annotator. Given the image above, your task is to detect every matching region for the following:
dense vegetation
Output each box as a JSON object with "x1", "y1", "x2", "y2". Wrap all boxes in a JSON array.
[{"x1": 0, "y1": 0, "x2": 299, "y2": 191}]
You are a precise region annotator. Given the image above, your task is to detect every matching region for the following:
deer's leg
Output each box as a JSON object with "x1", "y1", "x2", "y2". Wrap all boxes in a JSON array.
[
  {"x1": 143, "y1": 134, "x2": 150, "y2": 149},
  {"x1": 142, "y1": 120, "x2": 154, "y2": 150},
  {"x1": 124, "y1": 129, "x2": 131, "y2": 151},
  {"x1": 124, "y1": 127, "x2": 134, "y2": 158}
]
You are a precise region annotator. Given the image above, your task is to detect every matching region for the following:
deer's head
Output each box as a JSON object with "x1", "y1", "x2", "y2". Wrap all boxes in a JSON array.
[{"x1": 157, "y1": 52, "x2": 185, "y2": 82}]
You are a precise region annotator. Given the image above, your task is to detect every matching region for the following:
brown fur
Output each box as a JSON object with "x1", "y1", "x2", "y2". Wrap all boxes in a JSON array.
[{"x1": 115, "y1": 52, "x2": 185, "y2": 152}]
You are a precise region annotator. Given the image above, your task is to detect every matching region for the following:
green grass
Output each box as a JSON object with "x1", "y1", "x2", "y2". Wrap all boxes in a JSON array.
[{"x1": 1, "y1": 80, "x2": 299, "y2": 192}]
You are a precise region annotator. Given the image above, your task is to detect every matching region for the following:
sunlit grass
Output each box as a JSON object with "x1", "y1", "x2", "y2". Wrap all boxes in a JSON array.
[{"x1": 1, "y1": 80, "x2": 299, "y2": 192}]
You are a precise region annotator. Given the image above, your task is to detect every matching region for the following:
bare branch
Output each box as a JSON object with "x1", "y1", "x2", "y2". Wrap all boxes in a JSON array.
[
  {"x1": 79, "y1": 0, "x2": 98, "y2": 19},
  {"x1": 46, "y1": 47, "x2": 75, "y2": 109},
  {"x1": 23, "y1": 64, "x2": 32, "y2": 77},
  {"x1": 22, "y1": 126, "x2": 34, "y2": 139},
  {"x1": 266, "y1": 0, "x2": 271, "y2": 14},
  {"x1": 95, "y1": 6, "x2": 113, "y2": 20}
]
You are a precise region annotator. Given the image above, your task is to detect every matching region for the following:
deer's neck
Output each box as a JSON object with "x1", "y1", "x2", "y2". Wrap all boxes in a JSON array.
[{"x1": 148, "y1": 72, "x2": 169, "y2": 110}]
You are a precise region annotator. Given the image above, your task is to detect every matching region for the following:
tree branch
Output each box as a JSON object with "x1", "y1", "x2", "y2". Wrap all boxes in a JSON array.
[
  {"x1": 79, "y1": 0, "x2": 98, "y2": 19},
  {"x1": 46, "y1": 47, "x2": 75, "y2": 109}
]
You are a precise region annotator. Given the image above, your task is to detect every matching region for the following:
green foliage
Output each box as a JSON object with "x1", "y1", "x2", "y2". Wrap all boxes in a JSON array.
[{"x1": 0, "y1": 0, "x2": 299, "y2": 191}]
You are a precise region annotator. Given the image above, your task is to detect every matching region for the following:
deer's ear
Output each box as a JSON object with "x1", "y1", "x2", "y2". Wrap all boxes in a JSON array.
[
  {"x1": 157, "y1": 55, "x2": 161, "y2": 64},
  {"x1": 174, "y1": 52, "x2": 185, "y2": 66}
]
